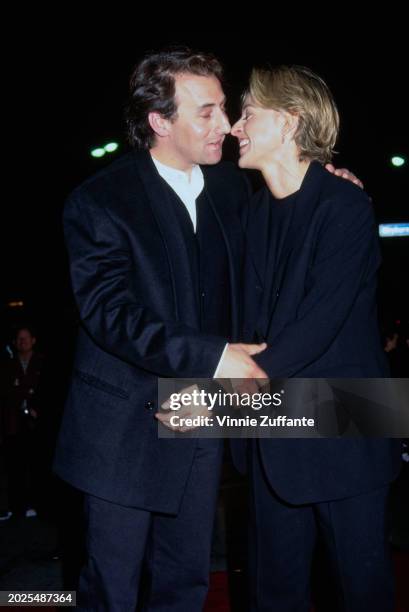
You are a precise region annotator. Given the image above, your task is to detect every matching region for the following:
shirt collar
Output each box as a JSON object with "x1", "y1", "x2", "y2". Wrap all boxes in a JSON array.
[{"x1": 151, "y1": 154, "x2": 204, "y2": 191}]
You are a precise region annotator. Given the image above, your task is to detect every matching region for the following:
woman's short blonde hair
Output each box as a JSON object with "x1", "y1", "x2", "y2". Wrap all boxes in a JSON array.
[{"x1": 247, "y1": 65, "x2": 340, "y2": 164}]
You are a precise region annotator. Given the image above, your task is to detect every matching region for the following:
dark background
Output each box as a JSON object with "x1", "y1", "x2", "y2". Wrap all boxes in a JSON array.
[
  {"x1": 0, "y1": 29, "x2": 408, "y2": 604},
  {"x1": 2, "y1": 31, "x2": 408, "y2": 353}
]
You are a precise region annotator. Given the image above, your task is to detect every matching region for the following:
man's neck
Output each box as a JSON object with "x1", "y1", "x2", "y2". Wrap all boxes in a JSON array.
[
  {"x1": 18, "y1": 351, "x2": 33, "y2": 362},
  {"x1": 150, "y1": 147, "x2": 194, "y2": 178}
]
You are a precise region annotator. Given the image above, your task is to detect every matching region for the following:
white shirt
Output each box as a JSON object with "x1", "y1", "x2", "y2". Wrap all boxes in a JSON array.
[
  {"x1": 150, "y1": 154, "x2": 228, "y2": 376},
  {"x1": 151, "y1": 155, "x2": 204, "y2": 232}
]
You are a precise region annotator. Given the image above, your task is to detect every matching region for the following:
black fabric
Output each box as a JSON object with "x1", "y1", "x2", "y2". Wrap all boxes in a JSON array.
[
  {"x1": 53, "y1": 150, "x2": 248, "y2": 513},
  {"x1": 255, "y1": 189, "x2": 296, "y2": 341},
  {"x1": 160, "y1": 181, "x2": 232, "y2": 340}
]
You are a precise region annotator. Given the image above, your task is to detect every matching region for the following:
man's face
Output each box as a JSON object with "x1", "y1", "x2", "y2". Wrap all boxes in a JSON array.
[
  {"x1": 165, "y1": 74, "x2": 231, "y2": 169},
  {"x1": 15, "y1": 329, "x2": 36, "y2": 354}
]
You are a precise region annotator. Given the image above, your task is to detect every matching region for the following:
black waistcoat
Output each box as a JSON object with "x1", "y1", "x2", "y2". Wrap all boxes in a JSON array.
[{"x1": 161, "y1": 180, "x2": 232, "y2": 340}]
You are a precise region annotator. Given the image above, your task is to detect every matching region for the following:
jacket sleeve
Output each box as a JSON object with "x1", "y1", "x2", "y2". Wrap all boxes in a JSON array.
[
  {"x1": 64, "y1": 190, "x2": 226, "y2": 378},
  {"x1": 255, "y1": 193, "x2": 379, "y2": 376}
]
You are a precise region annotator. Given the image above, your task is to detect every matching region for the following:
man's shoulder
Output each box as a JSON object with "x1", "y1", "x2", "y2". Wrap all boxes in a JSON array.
[
  {"x1": 29, "y1": 352, "x2": 45, "y2": 369},
  {"x1": 69, "y1": 151, "x2": 140, "y2": 200}
]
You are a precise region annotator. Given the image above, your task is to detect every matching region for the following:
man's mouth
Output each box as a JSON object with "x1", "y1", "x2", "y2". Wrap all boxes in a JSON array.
[{"x1": 207, "y1": 139, "x2": 224, "y2": 150}]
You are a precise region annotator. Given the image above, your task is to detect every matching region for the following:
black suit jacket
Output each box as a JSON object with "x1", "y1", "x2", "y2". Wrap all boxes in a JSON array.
[
  {"x1": 233, "y1": 161, "x2": 401, "y2": 503},
  {"x1": 54, "y1": 150, "x2": 249, "y2": 513}
]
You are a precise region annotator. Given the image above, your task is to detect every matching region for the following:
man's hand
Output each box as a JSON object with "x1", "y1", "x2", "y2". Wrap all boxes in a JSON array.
[
  {"x1": 156, "y1": 344, "x2": 268, "y2": 431},
  {"x1": 156, "y1": 384, "x2": 209, "y2": 432},
  {"x1": 216, "y1": 343, "x2": 268, "y2": 379},
  {"x1": 325, "y1": 164, "x2": 363, "y2": 189}
]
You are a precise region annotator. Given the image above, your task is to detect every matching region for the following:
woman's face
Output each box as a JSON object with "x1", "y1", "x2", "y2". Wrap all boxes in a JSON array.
[{"x1": 231, "y1": 94, "x2": 286, "y2": 170}]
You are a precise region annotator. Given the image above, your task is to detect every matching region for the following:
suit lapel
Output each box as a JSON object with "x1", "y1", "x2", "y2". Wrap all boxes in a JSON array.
[
  {"x1": 258, "y1": 162, "x2": 328, "y2": 339},
  {"x1": 242, "y1": 188, "x2": 275, "y2": 338},
  {"x1": 246, "y1": 187, "x2": 273, "y2": 286},
  {"x1": 257, "y1": 191, "x2": 297, "y2": 336},
  {"x1": 132, "y1": 152, "x2": 245, "y2": 336},
  {"x1": 201, "y1": 167, "x2": 244, "y2": 340},
  {"x1": 132, "y1": 150, "x2": 200, "y2": 328}
]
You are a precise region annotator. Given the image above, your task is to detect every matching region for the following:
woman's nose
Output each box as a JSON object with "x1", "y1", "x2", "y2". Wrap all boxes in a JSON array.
[{"x1": 231, "y1": 119, "x2": 243, "y2": 138}]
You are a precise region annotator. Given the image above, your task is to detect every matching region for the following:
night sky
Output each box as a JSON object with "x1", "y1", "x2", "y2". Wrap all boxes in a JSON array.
[{"x1": 2, "y1": 31, "x2": 408, "y2": 350}]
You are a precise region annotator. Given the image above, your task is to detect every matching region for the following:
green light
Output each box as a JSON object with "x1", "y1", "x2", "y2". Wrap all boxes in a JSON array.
[
  {"x1": 391, "y1": 156, "x2": 405, "y2": 167},
  {"x1": 104, "y1": 142, "x2": 119, "y2": 153},
  {"x1": 91, "y1": 148, "x2": 106, "y2": 158}
]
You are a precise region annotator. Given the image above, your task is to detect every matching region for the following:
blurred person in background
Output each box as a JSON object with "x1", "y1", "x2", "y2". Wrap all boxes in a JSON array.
[{"x1": 0, "y1": 326, "x2": 44, "y2": 518}]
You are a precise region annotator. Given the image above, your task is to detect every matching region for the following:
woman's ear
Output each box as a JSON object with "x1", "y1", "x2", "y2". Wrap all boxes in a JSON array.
[{"x1": 281, "y1": 112, "x2": 299, "y2": 143}]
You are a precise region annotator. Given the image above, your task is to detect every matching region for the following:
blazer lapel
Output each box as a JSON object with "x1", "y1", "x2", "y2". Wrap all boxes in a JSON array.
[
  {"x1": 260, "y1": 162, "x2": 328, "y2": 339},
  {"x1": 242, "y1": 187, "x2": 275, "y2": 338},
  {"x1": 132, "y1": 150, "x2": 200, "y2": 329},
  {"x1": 247, "y1": 187, "x2": 273, "y2": 286},
  {"x1": 201, "y1": 167, "x2": 244, "y2": 340}
]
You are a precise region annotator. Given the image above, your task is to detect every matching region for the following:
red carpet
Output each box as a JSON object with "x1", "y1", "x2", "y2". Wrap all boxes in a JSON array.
[
  {"x1": 394, "y1": 550, "x2": 409, "y2": 612},
  {"x1": 204, "y1": 551, "x2": 409, "y2": 611},
  {"x1": 1, "y1": 553, "x2": 406, "y2": 610},
  {"x1": 205, "y1": 572, "x2": 231, "y2": 612}
]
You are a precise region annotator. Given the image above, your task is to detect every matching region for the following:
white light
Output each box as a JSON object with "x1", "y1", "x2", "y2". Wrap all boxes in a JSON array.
[
  {"x1": 379, "y1": 223, "x2": 409, "y2": 238},
  {"x1": 391, "y1": 156, "x2": 405, "y2": 167},
  {"x1": 104, "y1": 142, "x2": 119, "y2": 153},
  {"x1": 91, "y1": 148, "x2": 106, "y2": 158}
]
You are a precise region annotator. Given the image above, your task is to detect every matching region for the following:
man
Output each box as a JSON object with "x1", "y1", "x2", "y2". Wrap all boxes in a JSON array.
[
  {"x1": 54, "y1": 48, "x2": 361, "y2": 610},
  {"x1": 1, "y1": 327, "x2": 43, "y2": 518},
  {"x1": 53, "y1": 48, "x2": 267, "y2": 611}
]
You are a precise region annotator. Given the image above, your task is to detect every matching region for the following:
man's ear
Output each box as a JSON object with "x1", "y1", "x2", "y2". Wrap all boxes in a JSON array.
[{"x1": 148, "y1": 112, "x2": 171, "y2": 138}]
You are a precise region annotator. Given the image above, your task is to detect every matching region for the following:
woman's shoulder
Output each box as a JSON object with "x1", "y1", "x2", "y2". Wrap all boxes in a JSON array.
[
  {"x1": 321, "y1": 168, "x2": 371, "y2": 210},
  {"x1": 312, "y1": 169, "x2": 374, "y2": 236}
]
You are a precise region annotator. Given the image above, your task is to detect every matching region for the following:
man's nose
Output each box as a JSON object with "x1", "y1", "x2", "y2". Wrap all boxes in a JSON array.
[{"x1": 216, "y1": 110, "x2": 231, "y2": 134}]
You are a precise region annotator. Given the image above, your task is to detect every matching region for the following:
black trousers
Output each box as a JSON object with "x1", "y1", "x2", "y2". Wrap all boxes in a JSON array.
[
  {"x1": 77, "y1": 439, "x2": 223, "y2": 612},
  {"x1": 0, "y1": 443, "x2": 9, "y2": 514},
  {"x1": 248, "y1": 441, "x2": 394, "y2": 612},
  {"x1": 4, "y1": 429, "x2": 40, "y2": 514}
]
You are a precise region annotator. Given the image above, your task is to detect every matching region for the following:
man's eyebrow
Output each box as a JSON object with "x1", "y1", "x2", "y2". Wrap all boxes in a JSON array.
[{"x1": 198, "y1": 98, "x2": 227, "y2": 110}]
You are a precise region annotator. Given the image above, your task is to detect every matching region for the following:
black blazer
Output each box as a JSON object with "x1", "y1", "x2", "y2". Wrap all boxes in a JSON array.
[
  {"x1": 234, "y1": 161, "x2": 401, "y2": 504},
  {"x1": 54, "y1": 150, "x2": 249, "y2": 513}
]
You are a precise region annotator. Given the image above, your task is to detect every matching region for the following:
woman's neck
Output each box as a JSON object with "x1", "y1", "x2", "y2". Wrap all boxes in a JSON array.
[{"x1": 261, "y1": 153, "x2": 311, "y2": 199}]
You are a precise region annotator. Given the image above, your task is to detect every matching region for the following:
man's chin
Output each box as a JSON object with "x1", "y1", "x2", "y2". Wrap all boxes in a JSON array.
[{"x1": 201, "y1": 149, "x2": 223, "y2": 165}]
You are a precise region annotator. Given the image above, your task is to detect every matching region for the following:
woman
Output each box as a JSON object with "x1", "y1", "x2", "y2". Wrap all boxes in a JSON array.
[{"x1": 231, "y1": 66, "x2": 401, "y2": 612}]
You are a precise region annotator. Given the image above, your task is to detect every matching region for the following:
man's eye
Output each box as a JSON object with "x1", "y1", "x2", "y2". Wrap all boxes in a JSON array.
[{"x1": 201, "y1": 114, "x2": 212, "y2": 119}]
